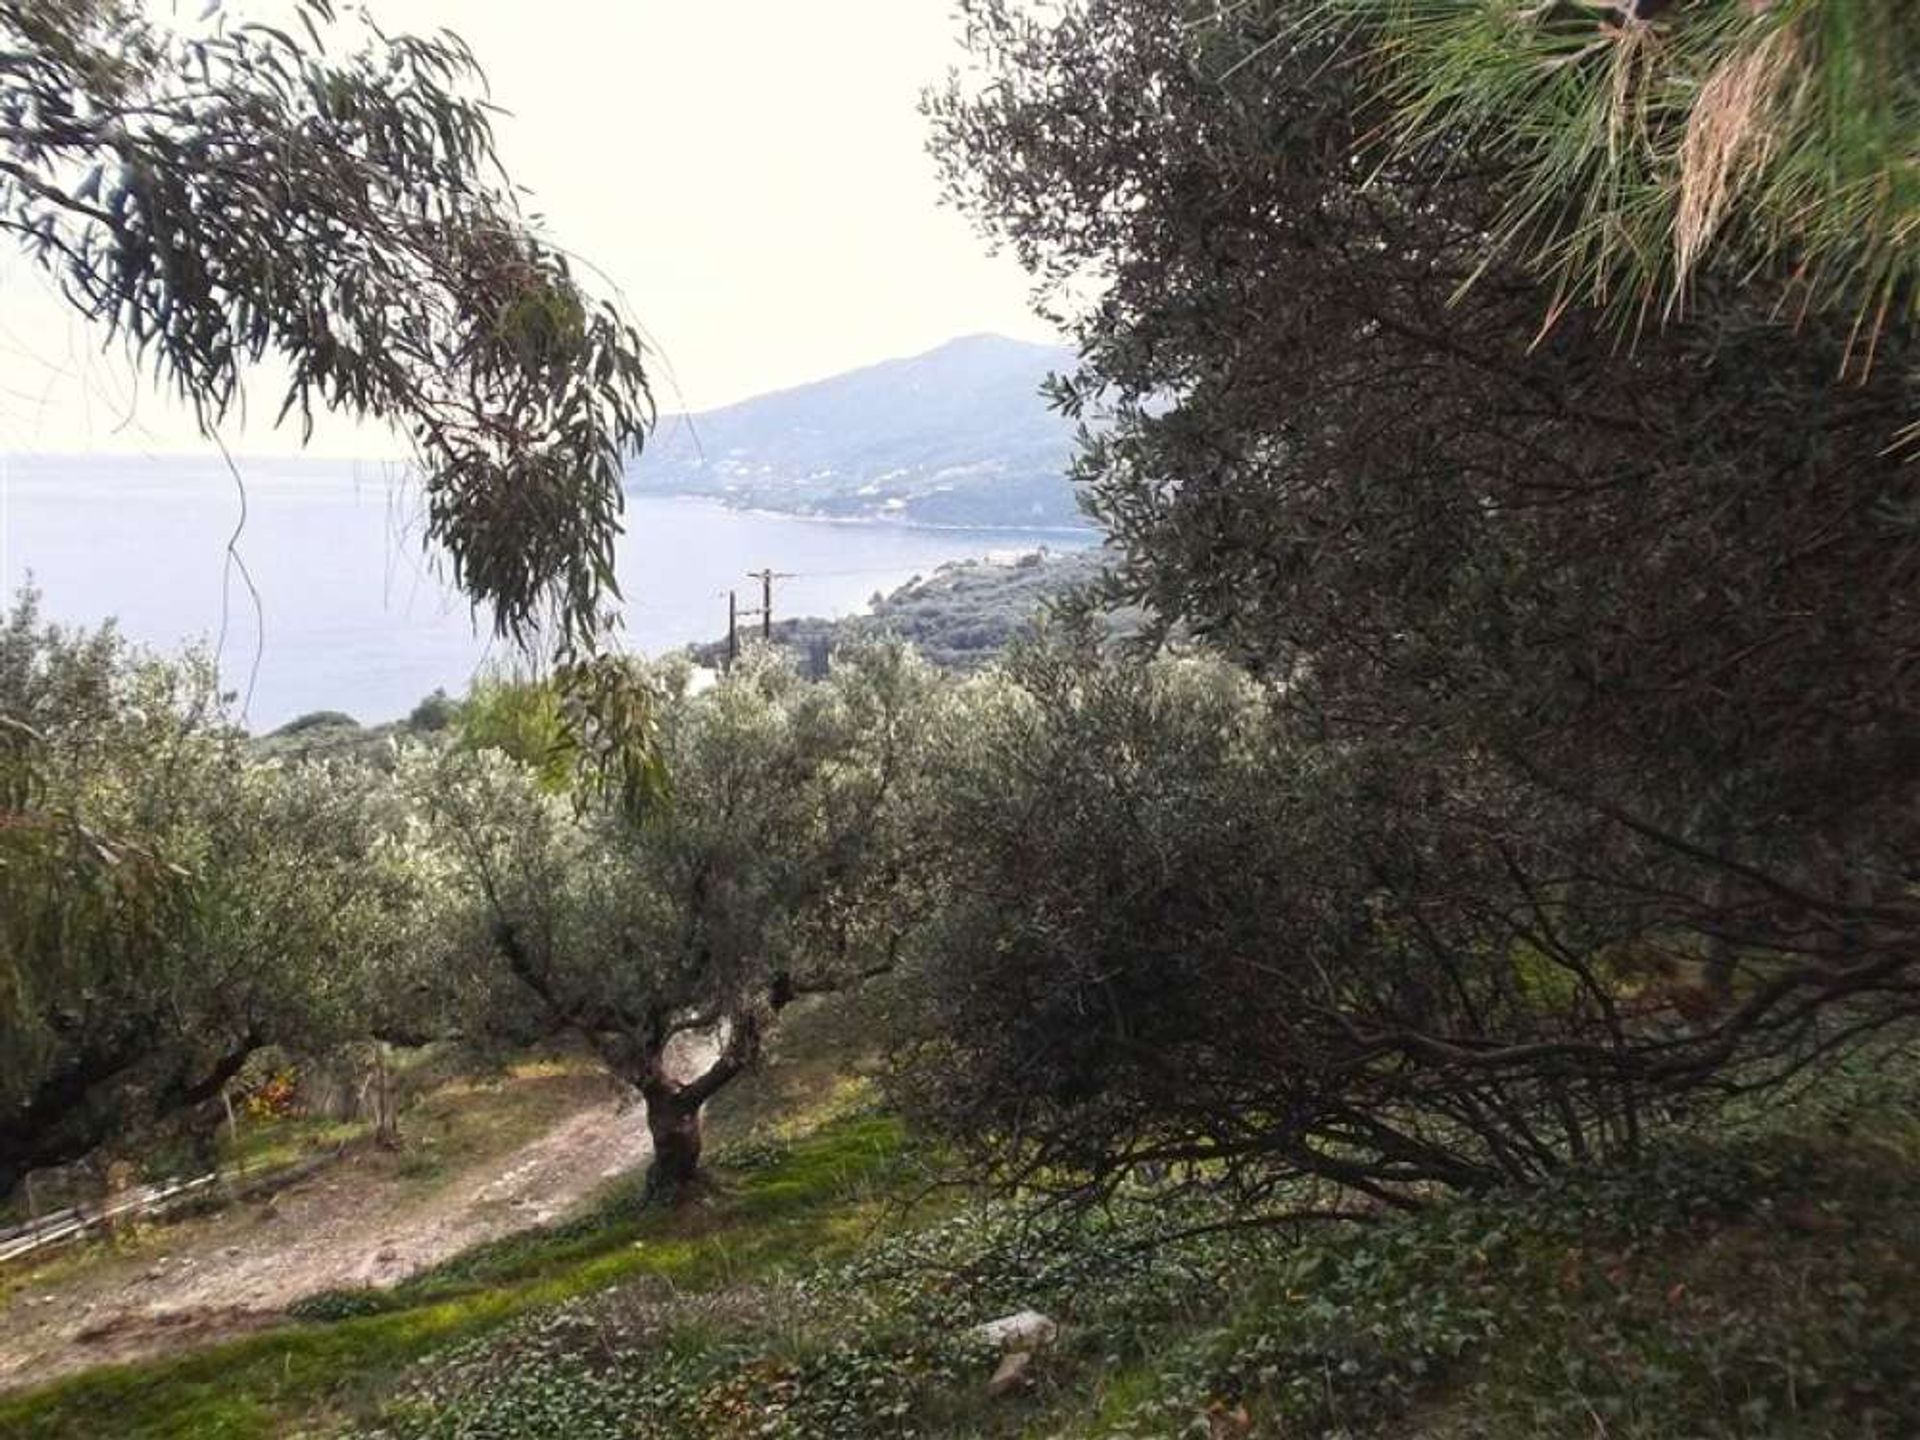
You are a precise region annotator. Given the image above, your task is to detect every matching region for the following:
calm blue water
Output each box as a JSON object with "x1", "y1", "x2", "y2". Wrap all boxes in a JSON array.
[{"x1": 0, "y1": 454, "x2": 1091, "y2": 730}]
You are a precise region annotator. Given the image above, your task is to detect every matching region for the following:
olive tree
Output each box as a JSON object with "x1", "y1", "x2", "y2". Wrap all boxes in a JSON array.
[
  {"x1": 906, "y1": 0, "x2": 1919, "y2": 1205},
  {"x1": 0, "y1": 588, "x2": 428, "y2": 1195},
  {"x1": 414, "y1": 643, "x2": 944, "y2": 1198},
  {"x1": 893, "y1": 640, "x2": 1715, "y2": 1212}
]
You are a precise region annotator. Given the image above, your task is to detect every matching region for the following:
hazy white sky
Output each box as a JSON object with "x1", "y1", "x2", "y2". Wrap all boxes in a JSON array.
[{"x1": 0, "y1": 0, "x2": 1051, "y2": 457}]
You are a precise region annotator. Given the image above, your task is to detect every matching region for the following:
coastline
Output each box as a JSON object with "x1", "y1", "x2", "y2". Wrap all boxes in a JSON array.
[{"x1": 621, "y1": 487, "x2": 1098, "y2": 541}]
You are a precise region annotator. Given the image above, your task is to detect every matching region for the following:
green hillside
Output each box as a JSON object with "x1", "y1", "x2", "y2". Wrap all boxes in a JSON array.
[{"x1": 6, "y1": 998, "x2": 1914, "y2": 1439}]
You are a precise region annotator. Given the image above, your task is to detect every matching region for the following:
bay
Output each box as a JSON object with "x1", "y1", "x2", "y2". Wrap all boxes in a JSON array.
[{"x1": 0, "y1": 454, "x2": 1091, "y2": 730}]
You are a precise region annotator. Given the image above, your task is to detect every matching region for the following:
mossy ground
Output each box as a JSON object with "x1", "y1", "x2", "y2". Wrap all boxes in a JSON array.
[{"x1": 4, "y1": 1010, "x2": 1915, "y2": 1440}]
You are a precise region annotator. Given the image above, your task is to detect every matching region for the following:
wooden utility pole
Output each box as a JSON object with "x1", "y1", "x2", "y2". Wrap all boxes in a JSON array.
[
  {"x1": 726, "y1": 589, "x2": 739, "y2": 670},
  {"x1": 741, "y1": 569, "x2": 793, "y2": 642}
]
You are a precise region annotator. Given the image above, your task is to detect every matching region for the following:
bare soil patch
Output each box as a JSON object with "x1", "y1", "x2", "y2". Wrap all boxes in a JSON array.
[{"x1": 0, "y1": 1063, "x2": 665, "y2": 1389}]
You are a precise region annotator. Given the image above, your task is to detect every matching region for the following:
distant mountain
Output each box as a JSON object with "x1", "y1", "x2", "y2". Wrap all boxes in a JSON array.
[{"x1": 627, "y1": 334, "x2": 1088, "y2": 529}]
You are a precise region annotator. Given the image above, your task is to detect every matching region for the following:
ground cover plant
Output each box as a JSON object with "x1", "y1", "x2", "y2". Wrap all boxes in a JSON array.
[
  {"x1": 327, "y1": 1057, "x2": 1920, "y2": 1440},
  {"x1": 4, "y1": 1008, "x2": 1912, "y2": 1440}
]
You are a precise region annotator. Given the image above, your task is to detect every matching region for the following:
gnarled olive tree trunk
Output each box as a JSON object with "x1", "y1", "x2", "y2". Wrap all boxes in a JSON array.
[
  {"x1": 488, "y1": 921, "x2": 767, "y2": 1201},
  {"x1": 639, "y1": 1077, "x2": 707, "y2": 1198},
  {"x1": 633, "y1": 1013, "x2": 759, "y2": 1202}
]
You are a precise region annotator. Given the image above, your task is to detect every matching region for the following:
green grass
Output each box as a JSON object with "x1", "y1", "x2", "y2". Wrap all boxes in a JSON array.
[
  {"x1": 219, "y1": 1114, "x2": 365, "y2": 1176},
  {"x1": 292, "y1": 1112, "x2": 1913, "y2": 1440},
  {"x1": 8, "y1": 1003, "x2": 1915, "y2": 1439},
  {"x1": 0, "y1": 1113, "x2": 913, "y2": 1440},
  {"x1": 379, "y1": 1118, "x2": 1920, "y2": 1439}
]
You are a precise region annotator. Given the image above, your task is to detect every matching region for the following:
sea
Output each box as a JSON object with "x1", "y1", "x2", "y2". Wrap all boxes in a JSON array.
[{"x1": 0, "y1": 454, "x2": 1093, "y2": 731}]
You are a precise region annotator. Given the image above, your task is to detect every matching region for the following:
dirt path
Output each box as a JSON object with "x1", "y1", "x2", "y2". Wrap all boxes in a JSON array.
[{"x1": 0, "y1": 1045, "x2": 712, "y2": 1391}]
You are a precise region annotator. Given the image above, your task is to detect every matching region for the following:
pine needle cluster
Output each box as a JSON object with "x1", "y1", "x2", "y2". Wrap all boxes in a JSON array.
[{"x1": 1270, "y1": 0, "x2": 1917, "y2": 367}]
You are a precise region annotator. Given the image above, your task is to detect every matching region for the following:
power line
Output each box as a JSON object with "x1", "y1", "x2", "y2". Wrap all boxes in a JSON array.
[{"x1": 727, "y1": 567, "x2": 796, "y2": 667}]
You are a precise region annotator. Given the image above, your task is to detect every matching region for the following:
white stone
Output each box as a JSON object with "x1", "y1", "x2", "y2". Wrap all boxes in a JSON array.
[{"x1": 971, "y1": 1309, "x2": 1059, "y2": 1351}]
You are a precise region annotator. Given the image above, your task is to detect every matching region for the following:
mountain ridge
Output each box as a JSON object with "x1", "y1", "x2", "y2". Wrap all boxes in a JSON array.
[{"x1": 626, "y1": 334, "x2": 1088, "y2": 529}]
